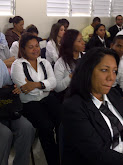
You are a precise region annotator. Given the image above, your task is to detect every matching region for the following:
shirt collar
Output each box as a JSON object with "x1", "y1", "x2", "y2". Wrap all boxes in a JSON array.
[
  {"x1": 98, "y1": 36, "x2": 104, "y2": 43},
  {"x1": 92, "y1": 94, "x2": 111, "y2": 109}
]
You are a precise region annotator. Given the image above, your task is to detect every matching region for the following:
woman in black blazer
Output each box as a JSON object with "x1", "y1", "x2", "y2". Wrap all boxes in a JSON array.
[
  {"x1": 86, "y1": 24, "x2": 110, "y2": 51},
  {"x1": 62, "y1": 47, "x2": 123, "y2": 165}
]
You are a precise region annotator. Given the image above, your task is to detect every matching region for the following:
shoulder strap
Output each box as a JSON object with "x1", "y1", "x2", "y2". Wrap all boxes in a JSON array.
[
  {"x1": 22, "y1": 62, "x2": 34, "y2": 82},
  {"x1": 40, "y1": 61, "x2": 47, "y2": 79},
  {"x1": 22, "y1": 61, "x2": 47, "y2": 81}
]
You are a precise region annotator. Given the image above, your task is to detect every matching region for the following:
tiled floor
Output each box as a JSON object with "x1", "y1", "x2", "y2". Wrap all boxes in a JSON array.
[{"x1": 9, "y1": 138, "x2": 48, "y2": 165}]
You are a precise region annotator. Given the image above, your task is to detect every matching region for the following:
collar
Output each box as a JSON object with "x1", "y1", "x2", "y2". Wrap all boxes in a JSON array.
[
  {"x1": 116, "y1": 25, "x2": 122, "y2": 29},
  {"x1": 92, "y1": 94, "x2": 111, "y2": 109},
  {"x1": 98, "y1": 36, "x2": 105, "y2": 43}
]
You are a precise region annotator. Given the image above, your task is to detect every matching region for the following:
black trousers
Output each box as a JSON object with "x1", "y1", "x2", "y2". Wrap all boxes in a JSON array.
[{"x1": 22, "y1": 93, "x2": 62, "y2": 165}]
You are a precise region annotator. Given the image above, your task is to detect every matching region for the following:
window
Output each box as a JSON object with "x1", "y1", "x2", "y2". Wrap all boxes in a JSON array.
[
  {"x1": 0, "y1": 0, "x2": 15, "y2": 16},
  {"x1": 47, "y1": 0, "x2": 69, "y2": 16},
  {"x1": 92, "y1": 0, "x2": 111, "y2": 17},
  {"x1": 111, "y1": 0, "x2": 123, "y2": 17},
  {"x1": 47, "y1": 0, "x2": 123, "y2": 17},
  {"x1": 71, "y1": 0, "x2": 92, "y2": 17}
]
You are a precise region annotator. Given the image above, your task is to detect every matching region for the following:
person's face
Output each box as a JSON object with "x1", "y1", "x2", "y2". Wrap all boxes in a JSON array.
[
  {"x1": 24, "y1": 39, "x2": 40, "y2": 61},
  {"x1": 91, "y1": 55, "x2": 117, "y2": 100},
  {"x1": 96, "y1": 26, "x2": 106, "y2": 39},
  {"x1": 116, "y1": 16, "x2": 123, "y2": 27},
  {"x1": 95, "y1": 21, "x2": 100, "y2": 27},
  {"x1": 14, "y1": 20, "x2": 24, "y2": 33},
  {"x1": 111, "y1": 39, "x2": 123, "y2": 58},
  {"x1": 73, "y1": 33, "x2": 85, "y2": 52},
  {"x1": 58, "y1": 25, "x2": 65, "y2": 38}
]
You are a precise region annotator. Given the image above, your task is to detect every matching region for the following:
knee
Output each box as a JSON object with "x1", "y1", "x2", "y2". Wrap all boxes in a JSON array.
[
  {"x1": 0, "y1": 123, "x2": 13, "y2": 144},
  {"x1": 17, "y1": 116, "x2": 36, "y2": 139}
]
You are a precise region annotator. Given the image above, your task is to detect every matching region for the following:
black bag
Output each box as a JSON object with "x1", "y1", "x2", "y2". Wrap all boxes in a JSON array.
[{"x1": 0, "y1": 85, "x2": 22, "y2": 120}]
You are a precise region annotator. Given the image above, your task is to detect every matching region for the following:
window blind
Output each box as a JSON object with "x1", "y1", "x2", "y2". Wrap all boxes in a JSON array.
[
  {"x1": 92, "y1": 0, "x2": 111, "y2": 17},
  {"x1": 47, "y1": 0, "x2": 69, "y2": 16},
  {"x1": 0, "y1": 0, "x2": 15, "y2": 16},
  {"x1": 71, "y1": 0, "x2": 92, "y2": 16},
  {"x1": 111, "y1": 0, "x2": 123, "y2": 17}
]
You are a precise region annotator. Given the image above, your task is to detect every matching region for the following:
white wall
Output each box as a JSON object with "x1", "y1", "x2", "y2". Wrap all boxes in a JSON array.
[{"x1": 0, "y1": 0, "x2": 116, "y2": 39}]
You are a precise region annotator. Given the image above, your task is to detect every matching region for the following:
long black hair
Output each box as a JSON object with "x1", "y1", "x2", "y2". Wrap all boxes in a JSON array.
[{"x1": 69, "y1": 47, "x2": 119, "y2": 101}]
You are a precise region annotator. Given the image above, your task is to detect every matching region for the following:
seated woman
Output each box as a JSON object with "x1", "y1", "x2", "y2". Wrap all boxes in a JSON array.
[
  {"x1": 86, "y1": 24, "x2": 110, "y2": 51},
  {"x1": 46, "y1": 23, "x2": 65, "y2": 66},
  {"x1": 54, "y1": 29, "x2": 85, "y2": 102},
  {"x1": 62, "y1": 47, "x2": 123, "y2": 165},
  {"x1": 10, "y1": 24, "x2": 42, "y2": 59},
  {"x1": 0, "y1": 59, "x2": 35, "y2": 165},
  {"x1": 5, "y1": 16, "x2": 24, "y2": 48},
  {"x1": 11, "y1": 32, "x2": 61, "y2": 165}
]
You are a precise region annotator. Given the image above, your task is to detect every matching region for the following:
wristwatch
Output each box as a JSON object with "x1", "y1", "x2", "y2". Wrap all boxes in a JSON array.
[{"x1": 40, "y1": 82, "x2": 46, "y2": 89}]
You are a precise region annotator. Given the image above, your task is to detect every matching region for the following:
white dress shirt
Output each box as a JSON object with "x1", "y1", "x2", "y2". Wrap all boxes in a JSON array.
[
  {"x1": 54, "y1": 57, "x2": 71, "y2": 92},
  {"x1": 54, "y1": 54, "x2": 82, "y2": 92},
  {"x1": 11, "y1": 57, "x2": 56, "y2": 103},
  {"x1": 92, "y1": 94, "x2": 123, "y2": 153},
  {"x1": 10, "y1": 41, "x2": 19, "y2": 59},
  {"x1": 46, "y1": 40, "x2": 59, "y2": 64}
]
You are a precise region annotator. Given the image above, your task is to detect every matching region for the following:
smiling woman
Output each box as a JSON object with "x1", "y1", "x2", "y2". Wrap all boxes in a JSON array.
[
  {"x1": 11, "y1": 32, "x2": 61, "y2": 165},
  {"x1": 61, "y1": 47, "x2": 123, "y2": 165}
]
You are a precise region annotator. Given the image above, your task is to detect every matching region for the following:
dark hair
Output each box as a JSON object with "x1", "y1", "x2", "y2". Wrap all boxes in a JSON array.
[
  {"x1": 49, "y1": 23, "x2": 64, "y2": 49},
  {"x1": 25, "y1": 24, "x2": 39, "y2": 34},
  {"x1": 93, "y1": 24, "x2": 107, "y2": 38},
  {"x1": 18, "y1": 32, "x2": 39, "y2": 58},
  {"x1": 69, "y1": 47, "x2": 120, "y2": 101},
  {"x1": 116, "y1": 15, "x2": 122, "y2": 20},
  {"x1": 57, "y1": 18, "x2": 69, "y2": 26},
  {"x1": 93, "y1": 17, "x2": 101, "y2": 23},
  {"x1": 59, "y1": 29, "x2": 80, "y2": 69},
  {"x1": 9, "y1": 16, "x2": 23, "y2": 24},
  {"x1": 112, "y1": 35, "x2": 123, "y2": 44}
]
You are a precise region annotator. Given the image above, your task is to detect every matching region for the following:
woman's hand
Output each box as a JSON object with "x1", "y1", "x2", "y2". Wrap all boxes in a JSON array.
[
  {"x1": 12, "y1": 84, "x2": 21, "y2": 94},
  {"x1": 20, "y1": 78, "x2": 41, "y2": 94}
]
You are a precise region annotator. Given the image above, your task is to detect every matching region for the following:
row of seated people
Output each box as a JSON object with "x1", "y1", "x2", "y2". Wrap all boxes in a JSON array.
[
  {"x1": 1, "y1": 31, "x2": 123, "y2": 165},
  {"x1": 0, "y1": 15, "x2": 123, "y2": 165}
]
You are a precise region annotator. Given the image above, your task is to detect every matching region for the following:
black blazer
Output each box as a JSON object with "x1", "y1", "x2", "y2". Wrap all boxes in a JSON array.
[
  {"x1": 108, "y1": 25, "x2": 122, "y2": 42},
  {"x1": 85, "y1": 35, "x2": 110, "y2": 52},
  {"x1": 62, "y1": 88, "x2": 123, "y2": 165}
]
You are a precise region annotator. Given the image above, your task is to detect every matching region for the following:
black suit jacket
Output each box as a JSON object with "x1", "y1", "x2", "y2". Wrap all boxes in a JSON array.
[
  {"x1": 108, "y1": 25, "x2": 122, "y2": 42},
  {"x1": 85, "y1": 35, "x2": 110, "y2": 52},
  {"x1": 62, "y1": 88, "x2": 123, "y2": 165}
]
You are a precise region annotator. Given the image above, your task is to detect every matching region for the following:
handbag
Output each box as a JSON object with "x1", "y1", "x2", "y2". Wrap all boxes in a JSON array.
[{"x1": 0, "y1": 85, "x2": 22, "y2": 120}]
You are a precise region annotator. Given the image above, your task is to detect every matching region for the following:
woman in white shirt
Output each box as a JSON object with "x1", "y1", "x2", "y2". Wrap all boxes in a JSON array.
[
  {"x1": 11, "y1": 32, "x2": 60, "y2": 165},
  {"x1": 54, "y1": 29, "x2": 85, "y2": 102},
  {"x1": 46, "y1": 23, "x2": 65, "y2": 66}
]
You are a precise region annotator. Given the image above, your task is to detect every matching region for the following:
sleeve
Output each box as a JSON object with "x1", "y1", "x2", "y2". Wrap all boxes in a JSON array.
[
  {"x1": 0, "y1": 60, "x2": 12, "y2": 87},
  {"x1": 62, "y1": 96, "x2": 123, "y2": 165},
  {"x1": 106, "y1": 30, "x2": 110, "y2": 38},
  {"x1": 116, "y1": 69, "x2": 123, "y2": 91},
  {"x1": 41, "y1": 60, "x2": 56, "y2": 91},
  {"x1": 54, "y1": 60, "x2": 71, "y2": 92},
  {"x1": 46, "y1": 41, "x2": 59, "y2": 63},
  {"x1": 11, "y1": 60, "x2": 27, "y2": 87},
  {"x1": 82, "y1": 28, "x2": 90, "y2": 43},
  {"x1": 0, "y1": 33, "x2": 8, "y2": 46},
  {"x1": 10, "y1": 42, "x2": 19, "y2": 59}
]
